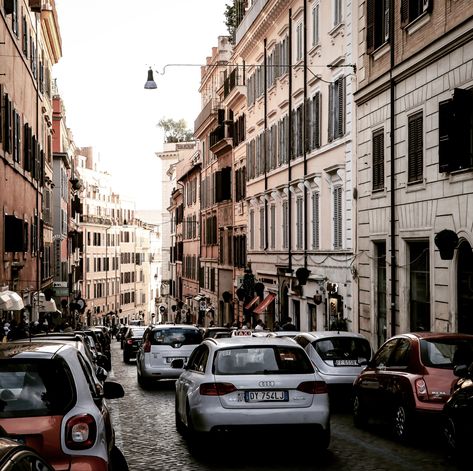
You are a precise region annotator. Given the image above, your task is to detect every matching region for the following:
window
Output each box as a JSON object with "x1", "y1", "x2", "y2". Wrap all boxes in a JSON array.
[
  {"x1": 366, "y1": 0, "x2": 390, "y2": 53},
  {"x1": 333, "y1": 186, "x2": 342, "y2": 249},
  {"x1": 409, "y1": 241, "x2": 430, "y2": 331},
  {"x1": 310, "y1": 92, "x2": 321, "y2": 150},
  {"x1": 333, "y1": 0, "x2": 342, "y2": 26},
  {"x1": 13, "y1": 110, "x2": 20, "y2": 163},
  {"x1": 259, "y1": 207, "x2": 265, "y2": 250},
  {"x1": 408, "y1": 111, "x2": 423, "y2": 183},
  {"x1": 401, "y1": 0, "x2": 433, "y2": 27},
  {"x1": 312, "y1": 3, "x2": 320, "y2": 46},
  {"x1": 375, "y1": 242, "x2": 387, "y2": 347},
  {"x1": 328, "y1": 76, "x2": 346, "y2": 142},
  {"x1": 439, "y1": 88, "x2": 473, "y2": 173},
  {"x1": 296, "y1": 197, "x2": 303, "y2": 249},
  {"x1": 249, "y1": 209, "x2": 255, "y2": 250},
  {"x1": 311, "y1": 192, "x2": 319, "y2": 249},
  {"x1": 282, "y1": 200, "x2": 289, "y2": 249},
  {"x1": 295, "y1": 22, "x2": 303, "y2": 62},
  {"x1": 270, "y1": 204, "x2": 276, "y2": 249},
  {"x1": 372, "y1": 129, "x2": 385, "y2": 191}
]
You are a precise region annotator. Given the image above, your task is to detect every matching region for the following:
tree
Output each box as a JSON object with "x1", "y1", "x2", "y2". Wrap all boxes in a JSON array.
[{"x1": 157, "y1": 118, "x2": 194, "y2": 143}]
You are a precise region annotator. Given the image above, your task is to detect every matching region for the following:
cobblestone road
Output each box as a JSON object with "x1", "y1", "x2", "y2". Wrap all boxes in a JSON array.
[{"x1": 107, "y1": 341, "x2": 463, "y2": 471}]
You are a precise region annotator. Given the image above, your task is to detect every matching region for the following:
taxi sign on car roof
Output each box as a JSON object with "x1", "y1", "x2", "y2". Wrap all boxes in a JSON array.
[{"x1": 231, "y1": 329, "x2": 253, "y2": 337}]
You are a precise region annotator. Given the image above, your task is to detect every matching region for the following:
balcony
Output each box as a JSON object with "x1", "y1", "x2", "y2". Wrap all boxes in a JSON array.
[
  {"x1": 194, "y1": 97, "x2": 220, "y2": 133},
  {"x1": 209, "y1": 123, "x2": 233, "y2": 155},
  {"x1": 235, "y1": 0, "x2": 268, "y2": 44},
  {"x1": 224, "y1": 68, "x2": 245, "y2": 99}
]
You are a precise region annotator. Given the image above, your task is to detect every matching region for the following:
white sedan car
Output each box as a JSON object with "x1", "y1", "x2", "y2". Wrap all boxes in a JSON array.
[{"x1": 174, "y1": 337, "x2": 330, "y2": 448}]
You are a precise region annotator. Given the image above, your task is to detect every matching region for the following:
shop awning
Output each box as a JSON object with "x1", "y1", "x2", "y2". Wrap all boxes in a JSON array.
[
  {"x1": 244, "y1": 295, "x2": 260, "y2": 310},
  {"x1": 253, "y1": 293, "x2": 276, "y2": 314},
  {"x1": 0, "y1": 290, "x2": 24, "y2": 311}
]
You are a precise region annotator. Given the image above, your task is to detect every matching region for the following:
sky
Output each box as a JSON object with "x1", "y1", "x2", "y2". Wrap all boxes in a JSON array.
[{"x1": 53, "y1": 0, "x2": 228, "y2": 211}]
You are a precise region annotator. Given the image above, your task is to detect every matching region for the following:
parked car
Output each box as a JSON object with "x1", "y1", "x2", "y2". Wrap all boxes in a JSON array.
[
  {"x1": 116, "y1": 325, "x2": 129, "y2": 344},
  {"x1": 0, "y1": 436, "x2": 55, "y2": 470},
  {"x1": 442, "y1": 361, "x2": 473, "y2": 459},
  {"x1": 174, "y1": 337, "x2": 330, "y2": 448},
  {"x1": 0, "y1": 342, "x2": 128, "y2": 470},
  {"x1": 136, "y1": 325, "x2": 202, "y2": 387},
  {"x1": 352, "y1": 332, "x2": 473, "y2": 442},
  {"x1": 267, "y1": 331, "x2": 301, "y2": 339},
  {"x1": 202, "y1": 327, "x2": 230, "y2": 339},
  {"x1": 122, "y1": 327, "x2": 146, "y2": 363},
  {"x1": 293, "y1": 331, "x2": 372, "y2": 402}
]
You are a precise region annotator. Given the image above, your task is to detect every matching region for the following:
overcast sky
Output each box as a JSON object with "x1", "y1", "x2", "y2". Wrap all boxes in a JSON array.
[{"x1": 53, "y1": 0, "x2": 228, "y2": 210}]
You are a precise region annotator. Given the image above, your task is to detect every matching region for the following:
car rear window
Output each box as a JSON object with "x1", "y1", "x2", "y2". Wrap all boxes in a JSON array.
[
  {"x1": 130, "y1": 328, "x2": 146, "y2": 338},
  {"x1": 420, "y1": 338, "x2": 473, "y2": 369},
  {"x1": 150, "y1": 328, "x2": 201, "y2": 346},
  {"x1": 0, "y1": 359, "x2": 75, "y2": 418},
  {"x1": 313, "y1": 337, "x2": 371, "y2": 363},
  {"x1": 214, "y1": 346, "x2": 314, "y2": 375}
]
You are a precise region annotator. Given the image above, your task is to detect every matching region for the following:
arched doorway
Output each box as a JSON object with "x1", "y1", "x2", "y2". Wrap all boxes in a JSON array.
[{"x1": 457, "y1": 240, "x2": 473, "y2": 333}]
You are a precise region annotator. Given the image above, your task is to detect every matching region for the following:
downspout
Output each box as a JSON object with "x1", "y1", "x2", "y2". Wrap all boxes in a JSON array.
[
  {"x1": 389, "y1": 0, "x2": 396, "y2": 337},
  {"x1": 35, "y1": 12, "x2": 41, "y2": 321},
  {"x1": 288, "y1": 9, "x2": 293, "y2": 271},
  {"x1": 264, "y1": 39, "x2": 268, "y2": 250},
  {"x1": 303, "y1": 0, "x2": 308, "y2": 269}
]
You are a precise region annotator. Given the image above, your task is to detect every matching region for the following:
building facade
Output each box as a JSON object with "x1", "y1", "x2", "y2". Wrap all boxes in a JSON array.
[{"x1": 355, "y1": 0, "x2": 473, "y2": 348}]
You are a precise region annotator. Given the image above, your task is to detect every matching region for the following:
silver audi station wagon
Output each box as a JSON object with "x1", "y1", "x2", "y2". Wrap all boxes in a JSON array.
[{"x1": 174, "y1": 337, "x2": 330, "y2": 448}]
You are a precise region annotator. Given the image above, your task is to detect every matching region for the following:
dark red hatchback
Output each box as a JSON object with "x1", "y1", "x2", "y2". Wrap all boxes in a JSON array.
[{"x1": 352, "y1": 332, "x2": 473, "y2": 441}]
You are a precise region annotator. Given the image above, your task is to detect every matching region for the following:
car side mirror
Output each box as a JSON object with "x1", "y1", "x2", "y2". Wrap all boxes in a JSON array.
[
  {"x1": 96, "y1": 366, "x2": 108, "y2": 382},
  {"x1": 103, "y1": 381, "x2": 125, "y2": 399},
  {"x1": 454, "y1": 364, "x2": 469, "y2": 378},
  {"x1": 171, "y1": 358, "x2": 185, "y2": 369}
]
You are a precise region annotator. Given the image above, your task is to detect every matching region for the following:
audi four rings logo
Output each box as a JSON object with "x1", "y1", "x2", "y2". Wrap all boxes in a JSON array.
[{"x1": 258, "y1": 380, "x2": 275, "y2": 387}]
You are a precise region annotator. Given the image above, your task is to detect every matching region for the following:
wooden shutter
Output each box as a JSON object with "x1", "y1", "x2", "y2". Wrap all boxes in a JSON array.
[
  {"x1": 400, "y1": 0, "x2": 409, "y2": 27},
  {"x1": 313, "y1": 93, "x2": 321, "y2": 149},
  {"x1": 4, "y1": 93, "x2": 12, "y2": 153},
  {"x1": 333, "y1": 187, "x2": 342, "y2": 249},
  {"x1": 372, "y1": 130, "x2": 385, "y2": 190},
  {"x1": 337, "y1": 77, "x2": 346, "y2": 138},
  {"x1": 438, "y1": 99, "x2": 454, "y2": 173},
  {"x1": 408, "y1": 112, "x2": 423, "y2": 182},
  {"x1": 366, "y1": 0, "x2": 375, "y2": 53},
  {"x1": 312, "y1": 192, "x2": 320, "y2": 249},
  {"x1": 452, "y1": 88, "x2": 473, "y2": 171},
  {"x1": 328, "y1": 83, "x2": 334, "y2": 142}
]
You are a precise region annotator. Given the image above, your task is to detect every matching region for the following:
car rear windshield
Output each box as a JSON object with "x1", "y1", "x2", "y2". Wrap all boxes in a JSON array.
[
  {"x1": 214, "y1": 346, "x2": 314, "y2": 375},
  {"x1": 313, "y1": 337, "x2": 371, "y2": 363},
  {"x1": 150, "y1": 328, "x2": 201, "y2": 346},
  {"x1": 130, "y1": 328, "x2": 146, "y2": 338},
  {"x1": 420, "y1": 338, "x2": 473, "y2": 369},
  {"x1": 0, "y1": 359, "x2": 75, "y2": 418}
]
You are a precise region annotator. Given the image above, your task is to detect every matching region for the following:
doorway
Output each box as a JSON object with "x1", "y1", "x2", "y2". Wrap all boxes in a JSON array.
[{"x1": 457, "y1": 240, "x2": 473, "y2": 333}]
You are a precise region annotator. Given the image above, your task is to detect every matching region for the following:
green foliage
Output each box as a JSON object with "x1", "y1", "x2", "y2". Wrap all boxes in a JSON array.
[
  {"x1": 157, "y1": 118, "x2": 194, "y2": 143},
  {"x1": 224, "y1": 3, "x2": 236, "y2": 40}
]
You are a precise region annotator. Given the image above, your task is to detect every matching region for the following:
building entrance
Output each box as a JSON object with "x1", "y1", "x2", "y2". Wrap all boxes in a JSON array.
[{"x1": 457, "y1": 240, "x2": 473, "y2": 333}]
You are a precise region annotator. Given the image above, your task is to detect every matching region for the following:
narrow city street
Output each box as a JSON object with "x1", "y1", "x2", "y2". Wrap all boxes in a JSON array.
[{"x1": 107, "y1": 341, "x2": 460, "y2": 471}]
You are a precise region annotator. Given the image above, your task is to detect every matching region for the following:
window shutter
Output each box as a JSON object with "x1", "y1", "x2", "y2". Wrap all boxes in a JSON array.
[
  {"x1": 366, "y1": 0, "x2": 375, "y2": 53},
  {"x1": 400, "y1": 0, "x2": 409, "y2": 27},
  {"x1": 372, "y1": 130, "x2": 385, "y2": 190},
  {"x1": 408, "y1": 112, "x2": 423, "y2": 182},
  {"x1": 4, "y1": 0, "x2": 14, "y2": 15},
  {"x1": 312, "y1": 192, "x2": 320, "y2": 249},
  {"x1": 438, "y1": 99, "x2": 454, "y2": 173},
  {"x1": 338, "y1": 77, "x2": 346, "y2": 138},
  {"x1": 282, "y1": 200, "x2": 288, "y2": 248},
  {"x1": 328, "y1": 83, "x2": 334, "y2": 142},
  {"x1": 452, "y1": 88, "x2": 473, "y2": 171},
  {"x1": 333, "y1": 187, "x2": 342, "y2": 249},
  {"x1": 4, "y1": 94, "x2": 12, "y2": 153}
]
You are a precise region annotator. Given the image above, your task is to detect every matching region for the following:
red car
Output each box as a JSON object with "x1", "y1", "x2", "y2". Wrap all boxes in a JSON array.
[{"x1": 352, "y1": 332, "x2": 473, "y2": 441}]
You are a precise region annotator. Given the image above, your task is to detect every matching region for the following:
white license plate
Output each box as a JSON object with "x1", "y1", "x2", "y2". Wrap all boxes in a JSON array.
[
  {"x1": 245, "y1": 390, "x2": 288, "y2": 402},
  {"x1": 334, "y1": 359, "x2": 358, "y2": 366},
  {"x1": 166, "y1": 357, "x2": 186, "y2": 364}
]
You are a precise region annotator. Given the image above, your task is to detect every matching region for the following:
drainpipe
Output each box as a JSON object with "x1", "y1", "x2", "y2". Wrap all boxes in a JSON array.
[
  {"x1": 264, "y1": 39, "x2": 268, "y2": 250},
  {"x1": 35, "y1": 12, "x2": 41, "y2": 322},
  {"x1": 288, "y1": 9, "x2": 293, "y2": 271},
  {"x1": 303, "y1": 0, "x2": 308, "y2": 269},
  {"x1": 389, "y1": 0, "x2": 396, "y2": 336}
]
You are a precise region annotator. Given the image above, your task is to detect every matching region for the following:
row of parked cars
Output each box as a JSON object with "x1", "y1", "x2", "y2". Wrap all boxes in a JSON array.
[
  {"x1": 123, "y1": 323, "x2": 473, "y2": 459},
  {"x1": 0, "y1": 326, "x2": 128, "y2": 470}
]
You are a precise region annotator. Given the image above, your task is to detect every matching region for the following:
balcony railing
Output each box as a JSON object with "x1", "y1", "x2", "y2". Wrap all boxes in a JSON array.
[{"x1": 194, "y1": 97, "x2": 220, "y2": 133}]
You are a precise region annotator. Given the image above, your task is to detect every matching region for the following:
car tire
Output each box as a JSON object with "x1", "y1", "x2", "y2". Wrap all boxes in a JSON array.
[
  {"x1": 443, "y1": 416, "x2": 463, "y2": 458},
  {"x1": 175, "y1": 400, "x2": 185, "y2": 435},
  {"x1": 123, "y1": 352, "x2": 130, "y2": 364},
  {"x1": 353, "y1": 393, "x2": 367, "y2": 429},
  {"x1": 392, "y1": 403, "x2": 412, "y2": 442},
  {"x1": 109, "y1": 445, "x2": 129, "y2": 471},
  {"x1": 137, "y1": 371, "x2": 150, "y2": 388}
]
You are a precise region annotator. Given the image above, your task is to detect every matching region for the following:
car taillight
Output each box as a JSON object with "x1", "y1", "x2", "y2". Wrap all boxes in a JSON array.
[
  {"x1": 415, "y1": 378, "x2": 428, "y2": 400},
  {"x1": 199, "y1": 382, "x2": 237, "y2": 396},
  {"x1": 143, "y1": 340, "x2": 151, "y2": 353},
  {"x1": 127, "y1": 339, "x2": 133, "y2": 345},
  {"x1": 297, "y1": 381, "x2": 328, "y2": 394},
  {"x1": 65, "y1": 414, "x2": 97, "y2": 450}
]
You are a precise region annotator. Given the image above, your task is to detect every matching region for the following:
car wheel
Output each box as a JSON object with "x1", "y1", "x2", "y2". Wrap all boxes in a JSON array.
[
  {"x1": 175, "y1": 399, "x2": 185, "y2": 435},
  {"x1": 109, "y1": 445, "x2": 129, "y2": 471},
  {"x1": 123, "y1": 352, "x2": 130, "y2": 363},
  {"x1": 443, "y1": 416, "x2": 463, "y2": 458},
  {"x1": 353, "y1": 393, "x2": 367, "y2": 428},
  {"x1": 137, "y1": 371, "x2": 150, "y2": 388},
  {"x1": 392, "y1": 403, "x2": 412, "y2": 442}
]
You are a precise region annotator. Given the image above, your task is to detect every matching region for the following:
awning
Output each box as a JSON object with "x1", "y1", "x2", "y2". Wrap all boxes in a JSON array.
[
  {"x1": 244, "y1": 295, "x2": 260, "y2": 310},
  {"x1": 0, "y1": 290, "x2": 24, "y2": 311},
  {"x1": 253, "y1": 293, "x2": 276, "y2": 314}
]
